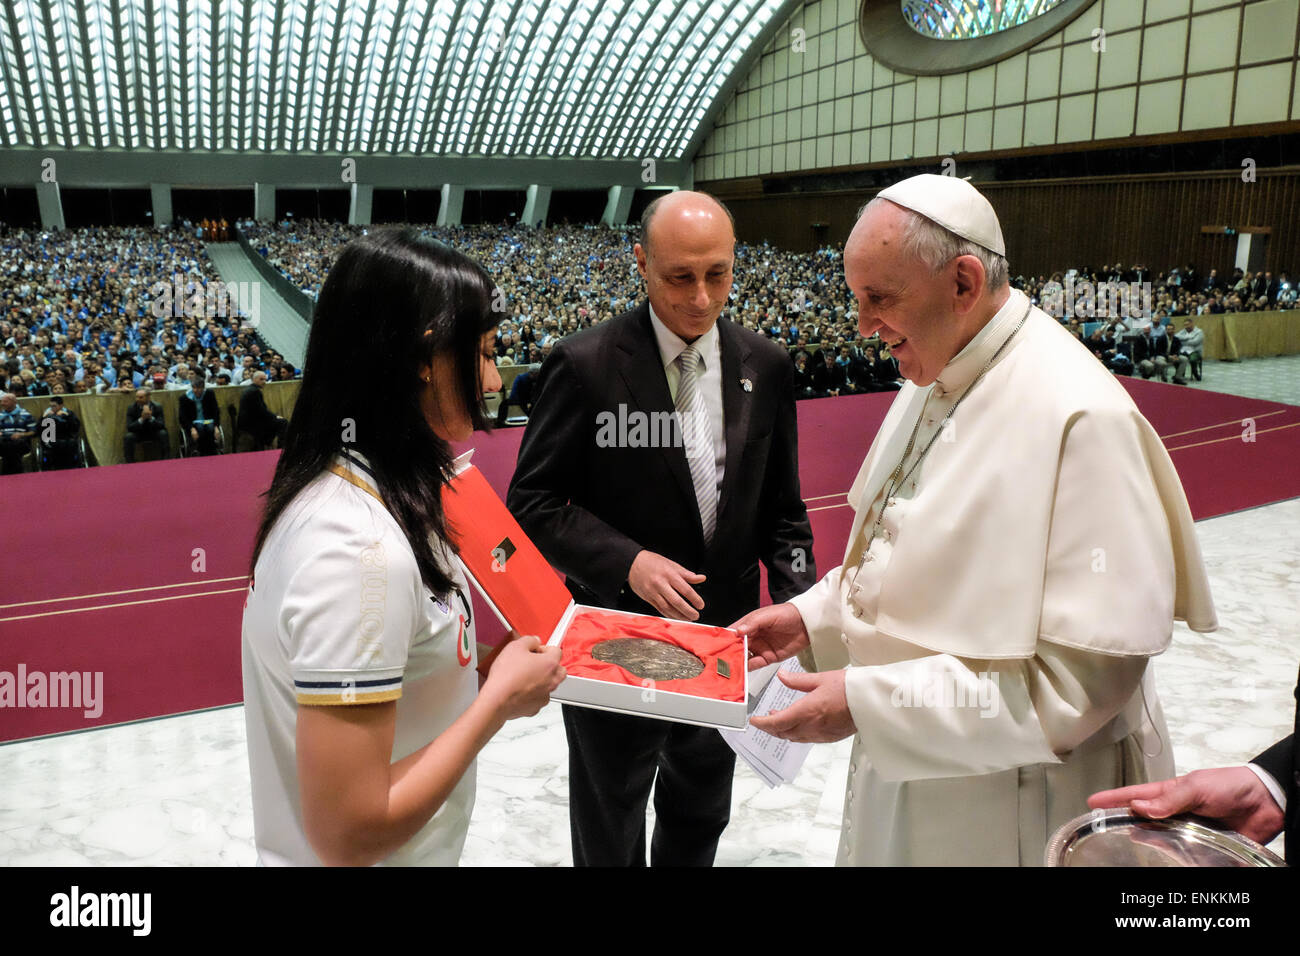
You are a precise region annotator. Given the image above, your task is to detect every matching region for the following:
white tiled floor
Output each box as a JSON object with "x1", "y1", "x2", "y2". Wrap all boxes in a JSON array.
[
  {"x1": 2, "y1": 495, "x2": 1294, "y2": 866},
  {"x1": 1177, "y1": 354, "x2": 1300, "y2": 407}
]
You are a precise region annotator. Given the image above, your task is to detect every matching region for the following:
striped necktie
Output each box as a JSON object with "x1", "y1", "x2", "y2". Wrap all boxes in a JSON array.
[{"x1": 675, "y1": 343, "x2": 717, "y2": 543}]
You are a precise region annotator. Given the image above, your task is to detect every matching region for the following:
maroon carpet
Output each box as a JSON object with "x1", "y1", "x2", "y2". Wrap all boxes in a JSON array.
[{"x1": 2, "y1": 382, "x2": 1296, "y2": 742}]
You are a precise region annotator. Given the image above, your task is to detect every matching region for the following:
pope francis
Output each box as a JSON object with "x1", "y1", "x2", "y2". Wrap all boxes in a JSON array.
[{"x1": 732, "y1": 174, "x2": 1218, "y2": 866}]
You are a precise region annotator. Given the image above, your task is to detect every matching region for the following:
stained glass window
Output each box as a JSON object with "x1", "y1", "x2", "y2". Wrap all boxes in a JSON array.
[{"x1": 901, "y1": 0, "x2": 1069, "y2": 40}]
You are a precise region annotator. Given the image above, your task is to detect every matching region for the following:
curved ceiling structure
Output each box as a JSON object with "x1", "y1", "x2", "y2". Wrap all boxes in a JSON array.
[{"x1": 0, "y1": 0, "x2": 792, "y2": 160}]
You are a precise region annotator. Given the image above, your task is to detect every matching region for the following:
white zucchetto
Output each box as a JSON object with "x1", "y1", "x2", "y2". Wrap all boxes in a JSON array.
[{"x1": 877, "y1": 173, "x2": 1007, "y2": 257}]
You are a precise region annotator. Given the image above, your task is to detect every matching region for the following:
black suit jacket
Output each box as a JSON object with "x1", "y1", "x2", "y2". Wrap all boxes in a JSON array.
[
  {"x1": 810, "y1": 361, "x2": 848, "y2": 394},
  {"x1": 1251, "y1": 664, "x2": 1298, "y2": 863},
  {"x1": 507, "y1": 303, "x2": 816, "y2": 627},
  {"x1": 1145, "y1": 331, "x2": 1173, "y2": 360},
  {"x1": 126, "y1": 400, "x2": 165, "y2": 431},
  {"x1": 239, "y1": 385, "x2": 277, "y2": 435},
  {"x1": 179, "y1": 389, "x2": 218, "y2": 431}
]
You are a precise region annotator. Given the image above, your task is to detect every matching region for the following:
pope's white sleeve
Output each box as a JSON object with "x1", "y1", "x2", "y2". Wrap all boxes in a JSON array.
[
  {"x1": 844, "y1": 643, "x2": 1148, "y2": 782},
  {"x1": 785, "y1": 565, "x2": 849, "y2": 673}
]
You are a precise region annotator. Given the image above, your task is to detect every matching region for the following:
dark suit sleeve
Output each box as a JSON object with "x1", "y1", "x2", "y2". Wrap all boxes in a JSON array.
[
  {"x1": 179, "y1": 397, "x2": 195, "y2": 431},
  {"x1": 126, "y1": 402, "x2": 142, "y2": 432},
  {"x1": 1251, "y1": 734, "x2": 1293, "y2": 786},
  {"x1": 756, "y1": 350, "x2": 816, "y2": 603},
  {"x1": 507, "y1": 346, "x2": 645, "y2": 606}
]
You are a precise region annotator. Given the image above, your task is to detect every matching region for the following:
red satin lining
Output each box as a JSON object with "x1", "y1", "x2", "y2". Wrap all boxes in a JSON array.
[{"x1": 560, "y1": 607, "x2": 744, "y2": 702}]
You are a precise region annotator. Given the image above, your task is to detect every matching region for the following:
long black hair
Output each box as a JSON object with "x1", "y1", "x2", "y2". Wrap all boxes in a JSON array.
[{"x1": 249, "y1": 228, "x2": 498, "y2": 597}]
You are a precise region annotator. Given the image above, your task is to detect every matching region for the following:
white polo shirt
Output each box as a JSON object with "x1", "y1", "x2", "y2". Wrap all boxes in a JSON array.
[{"x1": 241, "y1": 449, "x2": 478, "y2": 866}]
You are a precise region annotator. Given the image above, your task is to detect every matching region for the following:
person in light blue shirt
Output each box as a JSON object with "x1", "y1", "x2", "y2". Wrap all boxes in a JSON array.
[{"x1": 0, "y1": 392, "x2": 37, "y2": 474}]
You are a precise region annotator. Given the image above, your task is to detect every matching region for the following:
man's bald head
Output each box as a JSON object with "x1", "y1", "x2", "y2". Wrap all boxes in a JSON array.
[
  {"x1": 639, "y1": 190, "x2": 735, "y2": 258},
  {"x1": 633, "y1": 191, "x2": 736, "y2": 342}
]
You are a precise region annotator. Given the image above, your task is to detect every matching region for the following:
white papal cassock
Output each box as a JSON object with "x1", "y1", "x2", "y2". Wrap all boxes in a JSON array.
[{"x1": 788, "y1": 288, "x2": 1217, "y2": 866}]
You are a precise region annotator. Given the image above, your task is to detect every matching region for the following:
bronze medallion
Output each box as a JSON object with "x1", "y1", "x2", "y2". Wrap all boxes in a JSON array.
[{"x1": 591, "y1": 637, "x2": 705, "y2": 681}]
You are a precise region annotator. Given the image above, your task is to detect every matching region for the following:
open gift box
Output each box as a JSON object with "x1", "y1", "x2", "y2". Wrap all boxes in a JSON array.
[{"x1": 442, "y1": 452, "x2": 748, "y2": 729}]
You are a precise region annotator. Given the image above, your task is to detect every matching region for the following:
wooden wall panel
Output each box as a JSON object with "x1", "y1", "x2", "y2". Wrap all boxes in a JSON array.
[{"x1": 706, "y1": 170, "x2": 1300, "y2": 280}]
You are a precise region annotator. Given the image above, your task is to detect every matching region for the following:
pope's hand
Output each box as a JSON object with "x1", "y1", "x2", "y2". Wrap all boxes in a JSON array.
[
  {"x1": 730, "y1": 602, "x2": 809, "y2": 671},
  {"x1": 747, "y1": 670, "x2": 855, "y2": 743},
  {"x1": 1088, "y1": 767, "x2": 1285, "y2": 847}
]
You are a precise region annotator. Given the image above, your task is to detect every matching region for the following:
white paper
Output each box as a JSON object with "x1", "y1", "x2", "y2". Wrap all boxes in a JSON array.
[{"x1": 719, "y1": 658, "x2": 814, "y2": 788}]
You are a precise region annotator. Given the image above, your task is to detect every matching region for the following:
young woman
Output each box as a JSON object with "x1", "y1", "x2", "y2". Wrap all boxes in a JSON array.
[{"x1": 241, "y1": 229, "x2": 565, "y2": 866}]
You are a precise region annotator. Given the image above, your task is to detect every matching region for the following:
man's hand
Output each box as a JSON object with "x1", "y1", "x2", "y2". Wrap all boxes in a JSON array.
[
  {"x1": 627, "y1": 549, "x2": 705, "y2": 621},
  {"x1": 1089, "y1": 766, "x2": 1285, "y2": 847},
  {"x1": 730, "y1": 602, "x2": 810, "y2": 670},
  {"x1": 747, "y1": 669, "x2": 855, "y2": 743}
]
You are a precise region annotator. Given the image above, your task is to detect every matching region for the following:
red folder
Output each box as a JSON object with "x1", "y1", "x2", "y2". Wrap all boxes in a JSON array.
[{"x1": 443, "y1": 459, "x2": 572, "y2": 643}]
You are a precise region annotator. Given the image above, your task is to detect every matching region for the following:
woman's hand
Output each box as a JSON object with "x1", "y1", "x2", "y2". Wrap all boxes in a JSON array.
[
  {"x1": 298, "y1": 634, "x2": 564, "y2": 867},
  {"x1": 478, "y1": 633, "x2": 566, "y2": 720}
]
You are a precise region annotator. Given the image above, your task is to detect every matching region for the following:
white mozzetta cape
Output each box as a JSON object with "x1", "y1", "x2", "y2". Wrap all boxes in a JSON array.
[{"x1": 788, "y1": 290, "x2": 1217, "y2": 866}]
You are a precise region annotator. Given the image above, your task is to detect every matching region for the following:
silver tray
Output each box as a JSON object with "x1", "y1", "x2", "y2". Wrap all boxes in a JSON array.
[{"x1": 1045, "y1": 808, "x2": 1286, "y2": 867}]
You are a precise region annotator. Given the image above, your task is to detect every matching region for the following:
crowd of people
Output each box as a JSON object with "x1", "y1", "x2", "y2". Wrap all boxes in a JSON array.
[
  {"x1": 0, "y1": 222, "x2": 296, "y2": 470},
  {"x1": 1, "y1": 223, "x2": 295, "y2": 397},
  {"x1": 244, "y1": 219, "x2": 1295, "y2": 403},
  {"x1": 2, "y1": 218, "x2": 1292, "y2": 472}
]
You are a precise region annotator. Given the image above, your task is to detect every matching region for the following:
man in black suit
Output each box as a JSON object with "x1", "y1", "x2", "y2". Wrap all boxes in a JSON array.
[
  {"x1": 179, "y1": 369, "x2": 221, "y2": 456},
  {"x1": 39, "y1": 396, "x2": 82, "y2": 469},
  {"x1": 1090, "y1": 664, "x2": 1297, "y2": 862},
  {"x1": 124, "y1": 388, "x2": 170, "y2": 461},
  {"x1": 508, "y1": 191, "x2": 816, "y2": 867},
  {"x1": 810, "y1": 350, "x2": 849, "y2": 397},
  {"x1": 850, "y1": 344, "x2": 900, "y2": 393},
  {"x1": 1137, "y1": 315, "x2": 1175, "y2": 381},
  {"x1": 238, "y1": 371, "x2": 287, "y2": 449}
]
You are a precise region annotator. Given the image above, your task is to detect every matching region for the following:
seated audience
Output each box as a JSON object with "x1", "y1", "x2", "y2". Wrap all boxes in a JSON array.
[
  {"x1": 179, "y1": 370, "x2": 221, "y2": 456},
  {"x1": 38, "y1": 396, "x2": 82, "y2": 469},
  {"x1": 0, "y1": 392, "x2": 37, "y2": 474},
  {"x1": 124, "y1": 388, "x2": 171, "y2": 461}
]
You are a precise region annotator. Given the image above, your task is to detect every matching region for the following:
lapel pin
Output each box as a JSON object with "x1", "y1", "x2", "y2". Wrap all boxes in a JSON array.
[{"x1": 740, "y1": 378, "x2": 753, "y2": 392}]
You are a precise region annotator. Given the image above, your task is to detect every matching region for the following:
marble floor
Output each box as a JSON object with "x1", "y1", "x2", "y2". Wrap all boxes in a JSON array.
[
  {"x1": 1178, "y1": 353, "x2": 1300, "y2": 407},
  {"x1": 2, "y1": 493, "x2": 1295, "y2": 866}
]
